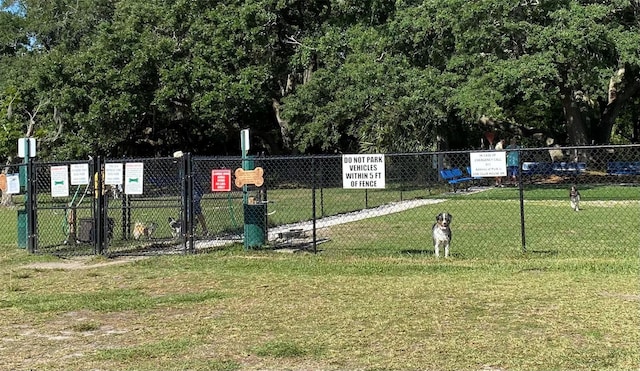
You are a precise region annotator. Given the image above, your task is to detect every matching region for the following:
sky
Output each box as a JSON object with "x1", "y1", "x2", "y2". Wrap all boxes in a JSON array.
[{"x1": 0, "y1": 1, "x2": 24, "y2": 15}]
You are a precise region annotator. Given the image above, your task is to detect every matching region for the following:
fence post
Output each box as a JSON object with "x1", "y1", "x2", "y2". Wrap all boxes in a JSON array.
[
  {"x1": 26, "y1": 158, "x2": 36, "y2": 253},
  {"x1": 184, "y1": 152, "x2": 193, "y2": 252},
  {"x1": 95, "y1": 156, "x2": 104, "y2": 255},
  {"x1": 517, "y1": 149, "x2": 526, "y2": 253},
  {"x1": 312, "y1": 157, "x2": 317, "y2": 253}
]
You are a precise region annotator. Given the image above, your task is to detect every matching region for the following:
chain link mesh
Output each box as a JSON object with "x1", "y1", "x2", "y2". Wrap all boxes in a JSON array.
[{"x1": 7, "y1": 145, "x2": 638, "y2": 257}]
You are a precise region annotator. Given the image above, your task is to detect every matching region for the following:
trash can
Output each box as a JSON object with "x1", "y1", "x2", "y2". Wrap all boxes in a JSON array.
[
  {"x1": 17, "y1": 209, "x2": 27, "y2": 248},
  {"x1": 243, "y1": 203, "x2": 266, "y2": 248}
]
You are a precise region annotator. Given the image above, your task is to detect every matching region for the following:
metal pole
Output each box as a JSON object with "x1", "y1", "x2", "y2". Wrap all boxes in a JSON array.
[
  {"x1": 184, "y1": 153, "x2": 193, "y2": 253},
  {"x1": 97, "y1": 157, "x2": 111, "y2": 255},
  {"x1": 241, "y1": 130, "x2": 249, "y2": 249},
  {"x1": 517, "y1": 149, "x2": 526, "y2": 253},
  {"x1": 25, "y1": 140, "x2": 36, "y2": 253},
  {"x1": 312, "y1": 157, "x2": 317, "y2": 254},
  {"x1": 95, "y1": 156, "x2": 104, "y2": 255},
  {"x1": 365, "y1": 189, "x2": 368, "y2": 209}
]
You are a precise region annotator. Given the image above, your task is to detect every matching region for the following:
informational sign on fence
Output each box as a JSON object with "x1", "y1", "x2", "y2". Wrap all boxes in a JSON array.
[
  {"x1": 0, "y1": 173, "x2": 20, "y2": 194},
  {"x1": 469, "y1": 151, "x2": 506, "y2": 177},
  {"x1": 342, "y1": 154, "x2": 386, "y2": 189},
  {"x1": 50, "y1": 165, "x2": 69, "y2": 197},
  {"x1": 104, "y1": 163, "x2": 123, "y2": 185},
  {"x1": 211, "y1": 169, "x2": 231, "y2": 192},
  {"x1": 70, "y1": 163, "x2": 90, "y2": 185},
  {"x1": 5, "y1": 174, "x2": 19, "y2": 194},
  {"x1": 125, "y1": 162, "x2": 144, "y2": 195}
]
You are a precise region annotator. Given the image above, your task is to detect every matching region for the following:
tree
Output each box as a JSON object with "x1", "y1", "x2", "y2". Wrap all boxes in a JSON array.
[
  {"x1": 391, "y1": 0, "x2": 640, "y2": 145},
  {"x1": 2, "y1": 0, "x2": 638, "y2": 162}
]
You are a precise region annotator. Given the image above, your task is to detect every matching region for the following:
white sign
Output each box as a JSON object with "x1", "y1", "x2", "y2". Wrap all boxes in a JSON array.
[
  {"x1": 6, "y1": 174, "x2": 20, "y2": 194},
  {"x1": 50, "y1": 165, "x2": 69, "y2": 197},
  {"x1": 104, "y1": 163, "x2": 123, "y2": 185},
  {"x1": 241, "y1": 129, "x2": 250, "y2": 151},
  {"x1": 70, "y1": 163, "x2": 90, "y2": 185},
  {"x1": 342, "y1": 154, "x2": 386, "y2": 189},
  {"x1": 470, "y1": 151, "x2": 507, "y2": 177},
  {"x1": 124, "y1": 162, "x2": 144, "y2": 195},
  {"x1": 17, "y1": 138, "x2": 36, "y2": 158}
]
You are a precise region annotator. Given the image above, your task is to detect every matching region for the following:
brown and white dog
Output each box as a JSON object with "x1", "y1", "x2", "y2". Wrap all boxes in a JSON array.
[
  {"x1": 133, "y1": 222, "x2": 157, "y2": 240},
  {"x1": 570, "y1": 185, "x2": 580, "y2": 211},
  {"x1": 432, "y1": 212, "x2": 452, "y2": 257}
]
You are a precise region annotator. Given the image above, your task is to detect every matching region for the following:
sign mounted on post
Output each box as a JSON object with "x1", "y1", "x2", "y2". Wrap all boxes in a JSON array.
[
  {"x1": 17, "y1": 138, "x2": 36, "y2": 158},
  {"x1": 342, "y1": 154, "x2": 386, "y2": 189},
  {"x1": 240, "y1": 129, "x2": 250, "y2": 152},
  {"x1": 234, "y1": 167, "x2": 264, "y2": 188},
  {"x1": 212, "y1": 169, "x2": 232, "y2": 192}
]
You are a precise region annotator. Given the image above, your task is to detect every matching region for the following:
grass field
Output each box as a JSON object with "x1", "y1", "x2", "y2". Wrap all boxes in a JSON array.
[{"x1": 0, "y1": 186, "x2": 638, "y2": 370}]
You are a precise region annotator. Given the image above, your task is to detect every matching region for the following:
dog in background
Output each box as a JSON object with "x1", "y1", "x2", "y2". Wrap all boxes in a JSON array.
[
  {"x1": 133, "y1": 221, "x2": 157, "y2": 240},
  {"x1": 168, "y1": 217, "x2": 182, "y2": 238},
  {"x1": 570, "y1": 185, "x2": 581, "y2": 211},
  {"x1": 432, "y1": 212, "x2": 453, "y2": 258}
]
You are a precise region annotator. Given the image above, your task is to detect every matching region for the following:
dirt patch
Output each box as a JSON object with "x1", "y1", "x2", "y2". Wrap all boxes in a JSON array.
[{"x1": 21, "y1": 256, "x2": 147, "y2": 270}]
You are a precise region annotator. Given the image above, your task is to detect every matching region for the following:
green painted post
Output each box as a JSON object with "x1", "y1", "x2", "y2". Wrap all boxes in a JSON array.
[
  {"x1": 17, "y1": 138, "x2": 31, "y2": 249},
  {"x1": 241, "y1": 129, "x2": 266, "y2": 249}
]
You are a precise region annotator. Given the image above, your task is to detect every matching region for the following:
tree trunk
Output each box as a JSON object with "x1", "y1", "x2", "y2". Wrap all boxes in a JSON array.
[
  {"x1": 559, "y1": 84, "x2": 589, "y2": 145},
  {"x1": 596, "y1": 68, "x2": 640, "y2": 144},
  {"x1": 272, "y1": 98, "x2": 295, "y2": 153}
]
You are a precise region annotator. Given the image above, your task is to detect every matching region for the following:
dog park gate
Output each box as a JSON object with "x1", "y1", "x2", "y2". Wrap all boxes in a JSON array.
[{"x1": 12, "y1": 144, "x2": 640, "y2": 257}]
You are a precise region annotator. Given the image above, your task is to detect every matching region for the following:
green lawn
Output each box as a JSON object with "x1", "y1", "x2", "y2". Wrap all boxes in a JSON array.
[{"x1": 0, "y1": 185, "x2": 638, "y2": 370}]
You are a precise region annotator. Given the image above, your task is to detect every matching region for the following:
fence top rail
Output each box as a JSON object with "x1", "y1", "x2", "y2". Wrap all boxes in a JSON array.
[{"x1": 16, "y1": 144, "x2": 640, "y2": 165}]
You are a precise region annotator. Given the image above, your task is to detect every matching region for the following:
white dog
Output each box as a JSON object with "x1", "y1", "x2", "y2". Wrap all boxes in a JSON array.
[
  {"x1": 432, "y1": 212, "x2": 452, "y2": 257},
  {"x1": 570, "y1": 185, "x2": 580, "y2": 211}
]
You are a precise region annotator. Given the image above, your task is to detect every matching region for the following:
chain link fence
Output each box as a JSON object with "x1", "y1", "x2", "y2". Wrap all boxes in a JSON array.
[
  {"x1": 0, "y1": 162, "x2": 29, "y2": 248},
  {"x1": 4, "y1": 145, "x2": 639, "y2": 258}
]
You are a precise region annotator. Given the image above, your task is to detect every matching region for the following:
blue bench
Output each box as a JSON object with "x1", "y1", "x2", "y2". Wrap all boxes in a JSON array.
[
  {"x1": 522, "y1": 162, "x2": 586, "y2": 176},
  {"x1": 607, "y1": 161, "x2": 640, "y2": 175},
  {"x1": 552, "y1": 162, "x2": 586, "y2": 175},
  {"x1": 440, "y1": 168, "x2": 473, "y2": 192},
  {"x1": 466, "y1": 166, "x2": 483, "y2": 182}
]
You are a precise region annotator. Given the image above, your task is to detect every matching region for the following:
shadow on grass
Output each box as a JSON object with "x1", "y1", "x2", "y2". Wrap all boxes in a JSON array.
[
  {"x1": 526, "y1": 249, "x2": 559, "y2": 256},
  {"x1": 400, "y1": 249, "x2": 465, "y2": 259}
]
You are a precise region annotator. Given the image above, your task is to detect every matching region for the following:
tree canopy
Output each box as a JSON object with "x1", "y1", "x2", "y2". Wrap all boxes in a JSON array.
[{"x1": 0, "y1": 0, "x2": 638, "y2": 161}]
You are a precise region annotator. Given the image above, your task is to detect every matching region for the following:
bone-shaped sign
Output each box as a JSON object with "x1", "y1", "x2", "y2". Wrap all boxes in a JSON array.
[{"x1": 234, "y1": 167, "x2": 264, "y2": 187}]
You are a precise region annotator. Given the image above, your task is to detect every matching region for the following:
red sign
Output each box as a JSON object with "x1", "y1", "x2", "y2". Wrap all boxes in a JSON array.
[{"x1": 211, "y1": 169, "x2": 231, "y2": 192}]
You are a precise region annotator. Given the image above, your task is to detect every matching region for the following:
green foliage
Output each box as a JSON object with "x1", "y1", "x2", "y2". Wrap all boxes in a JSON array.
[{"x1": 0, "y1": 0, "x2": 638, "y2": 160}]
